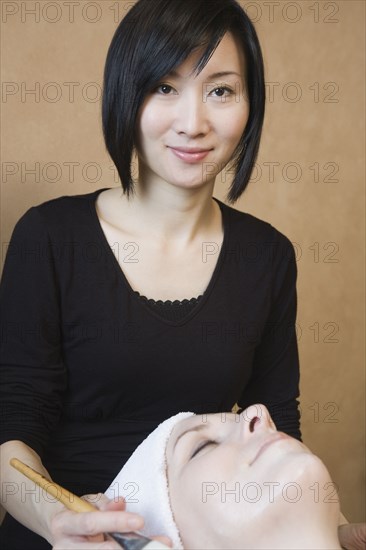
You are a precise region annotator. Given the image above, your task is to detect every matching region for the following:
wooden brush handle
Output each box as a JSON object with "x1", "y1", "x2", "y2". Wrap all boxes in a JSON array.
[{"x1": 10, "y1": 458, "x2": 96, "y2": 513}]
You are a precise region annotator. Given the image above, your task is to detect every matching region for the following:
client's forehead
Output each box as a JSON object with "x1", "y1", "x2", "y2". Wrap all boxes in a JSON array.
[
  {"x1": 166, "y1": 415, "x2": 205, "y2": 461},
  {"x1": 169, "y1": 416, "x2": 200, "y2": 441}
]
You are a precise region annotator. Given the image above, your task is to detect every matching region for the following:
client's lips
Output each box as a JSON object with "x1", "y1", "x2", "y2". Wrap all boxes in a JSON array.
[
  {"x1": 168, "y1": 146, "x2": 212, "y2": 163},
  {"x1": 249, "y1": 433, "x2": 290, "y2": 466}
]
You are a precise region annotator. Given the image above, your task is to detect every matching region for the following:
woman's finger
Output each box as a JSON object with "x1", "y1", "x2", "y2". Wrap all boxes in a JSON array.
[
  {"x1": 150, "y1": 535, "x2": 173, "y2": 548},
  {"x1": 97, "y1": 496, "x2": 127, "y2": 512},
  {"x1": 51, "y1": 509, "x2": 144, "y2": 538},
  {"x1": 53, "y1": 538, "x2": 120, "y2": 550},
  {"x1": 82, "y1": 493, "x2": 127, "y2": 512},
  {"x1": 338, "y1": 522, "x2": 366, "y2": 550},
  {"x1": 82, "y1": 493, "x2": 110, "y2": 509}
]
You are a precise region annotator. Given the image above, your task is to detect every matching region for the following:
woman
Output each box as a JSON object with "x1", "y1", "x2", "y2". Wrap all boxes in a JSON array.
[
  {"x1": 0, "y1": 0, "x2": 359, "y2": 548},
  {"x1": 52, "y1": 405, "x2": 364, "y2": 549}
]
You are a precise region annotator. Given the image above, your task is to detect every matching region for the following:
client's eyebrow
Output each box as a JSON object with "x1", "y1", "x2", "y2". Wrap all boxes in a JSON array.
[
  {"x1": 167, "y1": 69, "x2": 242, "y2": 80},
  {"x1": 173, "y1": 423, "x2": 210, "y2": 453}
]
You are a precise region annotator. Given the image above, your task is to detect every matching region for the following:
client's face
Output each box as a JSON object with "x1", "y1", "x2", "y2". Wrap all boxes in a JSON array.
[{"x1": 166, "y1": 405, "x2": 336, "y2": 550}]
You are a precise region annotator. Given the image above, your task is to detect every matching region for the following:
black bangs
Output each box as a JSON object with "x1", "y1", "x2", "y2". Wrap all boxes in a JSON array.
[
  {"x1": 102, "y1": 0, "x2": 265, "y2": 203},
  {"x1": 118, "y1": 0, "x2": 235, "y2": 95}
]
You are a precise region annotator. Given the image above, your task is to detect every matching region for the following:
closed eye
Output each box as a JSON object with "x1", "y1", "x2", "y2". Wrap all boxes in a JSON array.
[{"x1": 190, "y1": 440, "x2": 217, "y2": 459}]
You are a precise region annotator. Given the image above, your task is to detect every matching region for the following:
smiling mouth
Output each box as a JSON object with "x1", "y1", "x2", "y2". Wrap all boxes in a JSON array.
[
  {"x1": 169, "y1": 146, "x2": 212, "y2": 153},
  {"x1": 168, "y1": 146, "x2": 213, "y2": 163},
  {"x1": 249, "y1": 434, "x2": 290, "y2": 466}
]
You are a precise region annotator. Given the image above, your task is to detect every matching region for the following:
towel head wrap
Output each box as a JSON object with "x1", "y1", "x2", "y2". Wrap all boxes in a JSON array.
[{"x1": 105, "y1": 412, "x2": 195, "y2": 549}]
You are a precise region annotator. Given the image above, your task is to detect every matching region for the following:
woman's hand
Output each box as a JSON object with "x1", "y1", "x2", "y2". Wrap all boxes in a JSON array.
[
  {"x1": 338, "y1": 522, "x2": 366, "y2": 550},
  {"x1": 51, "y1": 494, "x2": 172, "y2": 549}
]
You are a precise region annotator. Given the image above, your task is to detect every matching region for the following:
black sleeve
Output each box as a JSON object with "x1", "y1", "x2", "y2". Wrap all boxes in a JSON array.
[
  {"x1": 0, "y1": 207, "x2": 67, "y2": 457},
  {"x1": 238, "y1": 230, "x2": 302, "y2": 441}
]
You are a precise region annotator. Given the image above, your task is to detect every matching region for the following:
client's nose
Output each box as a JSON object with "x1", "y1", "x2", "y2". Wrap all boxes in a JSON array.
[{"x1": 239, "y1": 404, "x2": 276, "y2": 435}]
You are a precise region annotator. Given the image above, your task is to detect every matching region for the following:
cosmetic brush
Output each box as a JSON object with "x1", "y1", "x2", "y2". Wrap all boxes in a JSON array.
[{"x1": 10, "y1": 458, "x2": 170, "y2": 550}]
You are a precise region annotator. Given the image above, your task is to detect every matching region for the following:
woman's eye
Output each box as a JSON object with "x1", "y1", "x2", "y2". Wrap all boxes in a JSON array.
[
  {"x1": 154, "y1": 84, "x2": 174, "y2": 95},
  {"x1": 210, "y1": 86, "x2": 234, "y2": 98},
  {"x1": 190, "y1": 440, "x2": 217, "y2": 459}
]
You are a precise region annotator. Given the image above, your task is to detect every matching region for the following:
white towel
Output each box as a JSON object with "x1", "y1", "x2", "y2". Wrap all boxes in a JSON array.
[{"x1": 105, "y1": 412, "x2": 195, "y2": 549}]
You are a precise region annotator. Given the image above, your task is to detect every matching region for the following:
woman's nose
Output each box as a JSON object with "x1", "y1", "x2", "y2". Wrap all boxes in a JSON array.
[
  {"x1": 173, "y1": 92, "x2": 210, "y2": 137},
  {"x1": 238, "y1": 404, "x2": 277, "y2": 437}
]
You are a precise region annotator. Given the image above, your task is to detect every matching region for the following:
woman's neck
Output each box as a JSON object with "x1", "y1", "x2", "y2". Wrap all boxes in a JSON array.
[
  {"x1": 217, "y1": 521, "x2": 341, "y2": 550},
  {"x1": 121, "y1": 175, "x2": 218, "y2": 247},
  {"x1": 234, "y1": 504, "x2": 342, "y2": 550},
  {"x1": 258, "y1": 523, "x2": 341, "y2": 550}
]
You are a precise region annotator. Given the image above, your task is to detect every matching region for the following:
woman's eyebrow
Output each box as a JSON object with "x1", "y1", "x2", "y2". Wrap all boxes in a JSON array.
[
  {"x1": 167, "y1": 69, "x2": 242, "y2": 80},
  {"x1": 173, "y1": 423, "x2": 210, "y2": 453}
]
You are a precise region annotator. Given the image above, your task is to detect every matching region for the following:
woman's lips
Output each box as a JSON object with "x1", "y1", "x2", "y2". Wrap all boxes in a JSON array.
[
  {"x1": 249, "y1": 433, "x2": 291, "y2": 466},
  {"x1": 168, "y1": 146, "x2": 212, "y2": 163}
]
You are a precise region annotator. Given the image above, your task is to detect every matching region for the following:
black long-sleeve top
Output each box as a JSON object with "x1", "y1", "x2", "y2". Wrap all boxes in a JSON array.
[{"x1": 0, "y1": 188, "x2": 301, "y2": 548}]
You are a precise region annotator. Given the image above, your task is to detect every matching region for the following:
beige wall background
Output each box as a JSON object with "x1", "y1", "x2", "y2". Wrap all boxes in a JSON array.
[{"x1": 1, "y1": 0, "x2": 365, "y2": 523}]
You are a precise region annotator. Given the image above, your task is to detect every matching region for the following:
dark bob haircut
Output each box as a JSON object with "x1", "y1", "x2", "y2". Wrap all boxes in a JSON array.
[{"x1": 102, "y1": 0, "x2": 265, "y2": 204}]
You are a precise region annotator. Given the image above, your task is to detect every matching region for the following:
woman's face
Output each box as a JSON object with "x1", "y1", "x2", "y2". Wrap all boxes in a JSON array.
[
  {"x1": 166, "y1": 405, "x2": 334, "y2": 550},
  {"x1": 135, "y1": 32, "x2": 249, "y2": 192}
]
